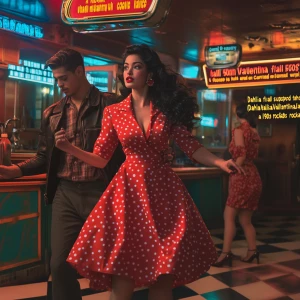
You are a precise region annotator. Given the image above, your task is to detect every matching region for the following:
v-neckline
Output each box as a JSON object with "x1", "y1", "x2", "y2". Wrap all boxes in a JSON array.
[{"x1": 131, "y1": 99, "x2": 152, "y2": 141}]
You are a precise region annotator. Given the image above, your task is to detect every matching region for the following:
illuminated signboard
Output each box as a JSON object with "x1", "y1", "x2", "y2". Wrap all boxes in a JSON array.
[
  {"x1": 0, "y1": 0, "x2": 48, "y2": 22},
  {"x1": 86, "y1": 71, "x2": 109, "y2": 92},
  {"x1": 180, "y1": 60, "x2": 200, "y2": 79},
  {"x1": 8, "y1": 60, "x2": 54, "y2": 85},
  {"x1": 203, "y1": 58, "x2": 300, "y2": 89},
  {"x1": 8, "y1": 60, "x2": 110, "y2": 91},
  {"x1": 201, "y1": 116, "x2": 219, "y2": 128},
  {"x1": 205, "y1": 44, "x2": 242, "y2": 69},
  {"x1": 202, "y1": 90, "x2": 227, "y2": 102},
  {"x1": 61, "y1": 0, "x2": 172, "y2": 32},
  {"x1": 0, "y1": 15, "x2": 44, "y2": 39}
]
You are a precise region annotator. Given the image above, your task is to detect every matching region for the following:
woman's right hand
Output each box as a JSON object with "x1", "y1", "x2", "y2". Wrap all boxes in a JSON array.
[
  {"x1": 219, "y1": 159, "x2": 246, "y2": 175},
  {"x1": 54, "y1": 128, "x2": 72, "y2": 153}
]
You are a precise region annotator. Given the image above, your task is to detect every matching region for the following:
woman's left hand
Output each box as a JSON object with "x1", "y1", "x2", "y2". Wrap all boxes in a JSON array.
[{"x1": 219, "y1": 159, "x2": 246, "y2": 175}]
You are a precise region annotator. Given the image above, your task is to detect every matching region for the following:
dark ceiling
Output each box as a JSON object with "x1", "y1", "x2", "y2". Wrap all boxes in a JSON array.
[{"x1": 41, "y1": 0, "x2": 300, "y2": 63}]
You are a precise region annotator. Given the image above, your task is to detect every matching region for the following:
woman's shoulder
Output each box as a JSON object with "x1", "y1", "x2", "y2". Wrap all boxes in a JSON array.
[
  {"x1": 232, "y1": 128, "x2": 244, "y2": 140},
  {"x1": 238, "y1": 123, "x2": 260, "y2": 140},
  {"x1": 235, "y1": 122, "x2": 253, "y2": 134},
  {"x1": 237, "y1": 122, "x2": 249, "y2": 129},
  {"x1": 231, "y1": 125, "x2": 242, "y2": 135},
  {"x1": 232, "y1": 124, "x2": 249, "y2": 140}
]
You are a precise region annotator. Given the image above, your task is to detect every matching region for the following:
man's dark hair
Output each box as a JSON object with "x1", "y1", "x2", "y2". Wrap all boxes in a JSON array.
[{"x1": 45, "y1": 48, "x2": 84, "y2": 72}]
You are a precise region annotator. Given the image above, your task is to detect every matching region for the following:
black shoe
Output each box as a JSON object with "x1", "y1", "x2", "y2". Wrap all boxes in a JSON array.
[
  {"x1": 212, "y1": 252, "x2": 233, "y2": 267},
  {"x1": 241, "y1": 249, "x2": 260, "y2": 264}
]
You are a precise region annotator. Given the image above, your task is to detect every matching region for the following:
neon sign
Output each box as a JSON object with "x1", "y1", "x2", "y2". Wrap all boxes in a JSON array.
[
  {"x1": 180, "y1": 65, "x2": 199, "y2": 79},
  {"x1": 8, "y1": 60, "x2": 54, "y2": 85},
  {"x1": 202, "y1": 90, "x2": 227, "y2": 102},
  {"x1": 62, "y1": 0, "x2": 157, "y2": 23},
  {"x1": 86, "y1": 72, "x2": 109, "y2": 92},
  {"x1": 8, "y1": 60, "x2": 111, "y2": 91},
  {"x1": 201, "y1": 116, "x2": 219, "y2": 128},
  {"x1": 61, "y1": 0, "x2": 172, "y2": 32},
  {"x1": 0, "y1": 0, "x2": 48, "y2": 21},
  {"x1": 205, "y1": 44, "x2": 242, "y2": 69},
  {"x1": 0, "y1": 15, "x2": 44, "y2": 39},
  {"x1": 83, "y1": 56, "x2": 112, "y2": 66},
  {"x1": 203, "y1": 58, "x2": 300, "y2": 89}
]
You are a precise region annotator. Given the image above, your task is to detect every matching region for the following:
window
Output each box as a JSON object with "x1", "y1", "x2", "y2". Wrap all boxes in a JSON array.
[{"x1": 171, "y1": 88, "x2": 231, "y2": 167}]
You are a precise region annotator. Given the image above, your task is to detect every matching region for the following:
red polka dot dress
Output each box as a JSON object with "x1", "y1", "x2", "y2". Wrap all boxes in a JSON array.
[
  {"x1": 226, "y1": 122, "x2": 262, "y2": 210},
  {"x1": 67, "y1": 95, "x2": 217, "y2": 290}
]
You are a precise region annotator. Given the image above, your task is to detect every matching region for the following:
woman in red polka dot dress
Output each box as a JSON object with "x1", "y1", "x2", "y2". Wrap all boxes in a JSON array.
[
  {"x1": 213, "y1": 103, "x2": 262, "y2": 267},
  {"x1": 55, "y1": 44, "x2": 243, "y2": 300}
]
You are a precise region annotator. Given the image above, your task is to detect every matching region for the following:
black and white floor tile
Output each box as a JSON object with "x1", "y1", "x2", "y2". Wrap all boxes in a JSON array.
[{"x1": 1, "y1": 216, "x2": 300, "y2": 300}]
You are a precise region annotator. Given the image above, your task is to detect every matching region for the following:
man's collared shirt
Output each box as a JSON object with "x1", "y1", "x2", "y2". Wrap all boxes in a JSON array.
[{"x1": 57, "y1": 86, "x2": 103, "y2": 182}]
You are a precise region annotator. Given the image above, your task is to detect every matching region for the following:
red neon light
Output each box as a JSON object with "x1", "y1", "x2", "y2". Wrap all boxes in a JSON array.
[{"x1": 65, "y1": 0, "x2": 155, "y2": 20}]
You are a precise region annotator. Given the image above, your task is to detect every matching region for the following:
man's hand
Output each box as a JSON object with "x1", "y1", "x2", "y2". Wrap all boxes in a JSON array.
[
  {"x1": 54, "y1": 128, "x2": 72, "y2": 152},
  {"x1": 0, "y1": 165, "x2": 22, "y2": 180}
]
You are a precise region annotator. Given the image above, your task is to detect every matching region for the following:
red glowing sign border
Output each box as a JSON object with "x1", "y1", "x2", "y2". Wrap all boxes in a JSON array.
[{"x1": 61, "y1": 0, "x2": 159, "y2": 25}]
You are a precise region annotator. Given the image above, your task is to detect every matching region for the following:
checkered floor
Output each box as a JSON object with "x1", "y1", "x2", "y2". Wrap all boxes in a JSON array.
[{"x1": 1, "y1": 215, "x2": 300, "y2": 300}]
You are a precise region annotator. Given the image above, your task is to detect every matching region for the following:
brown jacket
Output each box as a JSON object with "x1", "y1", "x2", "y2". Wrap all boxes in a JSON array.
[{"x1": 17, "y1": 86, "x2": 125, "y2": 204}]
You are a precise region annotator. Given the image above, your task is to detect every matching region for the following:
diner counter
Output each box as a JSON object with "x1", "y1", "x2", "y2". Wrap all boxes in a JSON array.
[
  {"x1": 0, "y1": 173, "x2": 50, "y2": 287},
  {"x1": 0, "y1": 174, "x2": 46, "y2": 187}
]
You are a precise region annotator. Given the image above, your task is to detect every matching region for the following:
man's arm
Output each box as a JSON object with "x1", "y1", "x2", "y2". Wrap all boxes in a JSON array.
[{"x1": 0, "y1": 111, "x2": 49, "y2": 180}]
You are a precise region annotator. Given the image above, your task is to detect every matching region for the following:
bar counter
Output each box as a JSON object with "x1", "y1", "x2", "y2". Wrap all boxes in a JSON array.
[
  {"x1": 0, "y1": 173, "x2": 50, "y2": 287},
  {"x1": 174, "y1": 167, "x2": 226, "y2": 228},
  {"x1": 1, "y1": 154, "x2": 226, "y2": 286}
]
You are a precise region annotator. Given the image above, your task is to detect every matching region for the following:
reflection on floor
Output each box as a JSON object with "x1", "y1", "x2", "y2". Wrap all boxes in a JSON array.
[{"x1": 1, "y1": 216, "x2": 300, "y2": 300}]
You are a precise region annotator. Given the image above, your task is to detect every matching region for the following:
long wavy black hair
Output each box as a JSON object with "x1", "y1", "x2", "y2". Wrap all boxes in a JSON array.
[{"x1": 118, "y1": 44, "x2": 199, "y2": 131}]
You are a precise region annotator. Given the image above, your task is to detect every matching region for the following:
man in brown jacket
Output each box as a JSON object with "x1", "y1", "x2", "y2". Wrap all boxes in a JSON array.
[{"x1": 0, "y1": 48, "x2": 125, "y2": 300}]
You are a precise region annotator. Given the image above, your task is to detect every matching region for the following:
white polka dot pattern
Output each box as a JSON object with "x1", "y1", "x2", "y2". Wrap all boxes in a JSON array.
[{"x1": 67, "y1": 95, "x2": 218, "y2": 291}]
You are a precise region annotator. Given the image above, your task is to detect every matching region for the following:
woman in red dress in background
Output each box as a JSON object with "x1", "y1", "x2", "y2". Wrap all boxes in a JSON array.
[
  {"x1": 213, "y1": 103, "x2": 262, "y2": 267},
  {"x1": 54, "y1": 44, "x2": 243, "y2": 300}
]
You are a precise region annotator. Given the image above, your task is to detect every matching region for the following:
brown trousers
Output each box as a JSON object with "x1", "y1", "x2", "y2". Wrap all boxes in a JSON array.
[{"x1": 50, "y1": 179, "x2": 105, "y2": 300}]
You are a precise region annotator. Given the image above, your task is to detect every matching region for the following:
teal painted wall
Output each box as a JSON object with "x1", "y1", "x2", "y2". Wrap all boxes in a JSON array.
[
  {"x1": 0, "y1": 190, "x2": 40, "y2": 271},
  {"x1": 0, "y1": 191, "x2": 38, "y2": 217},
  {"x1": 0, "y1": 218, "x2": 39, "y2": 269},
  {"x1": 183, "y1": 177, "x2": 224, "y2": 228},
  {"x1": 0, "y1": 186, "x2": 51, "y2": 284}
]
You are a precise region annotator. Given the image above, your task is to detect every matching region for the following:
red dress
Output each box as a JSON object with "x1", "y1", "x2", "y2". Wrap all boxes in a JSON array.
[
  {"x1": 67, "y1": 95, "x2": 217, "y2": 290},
  {"x1": 226, "y1": 122, "x2": 262, "y2": 210}
]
